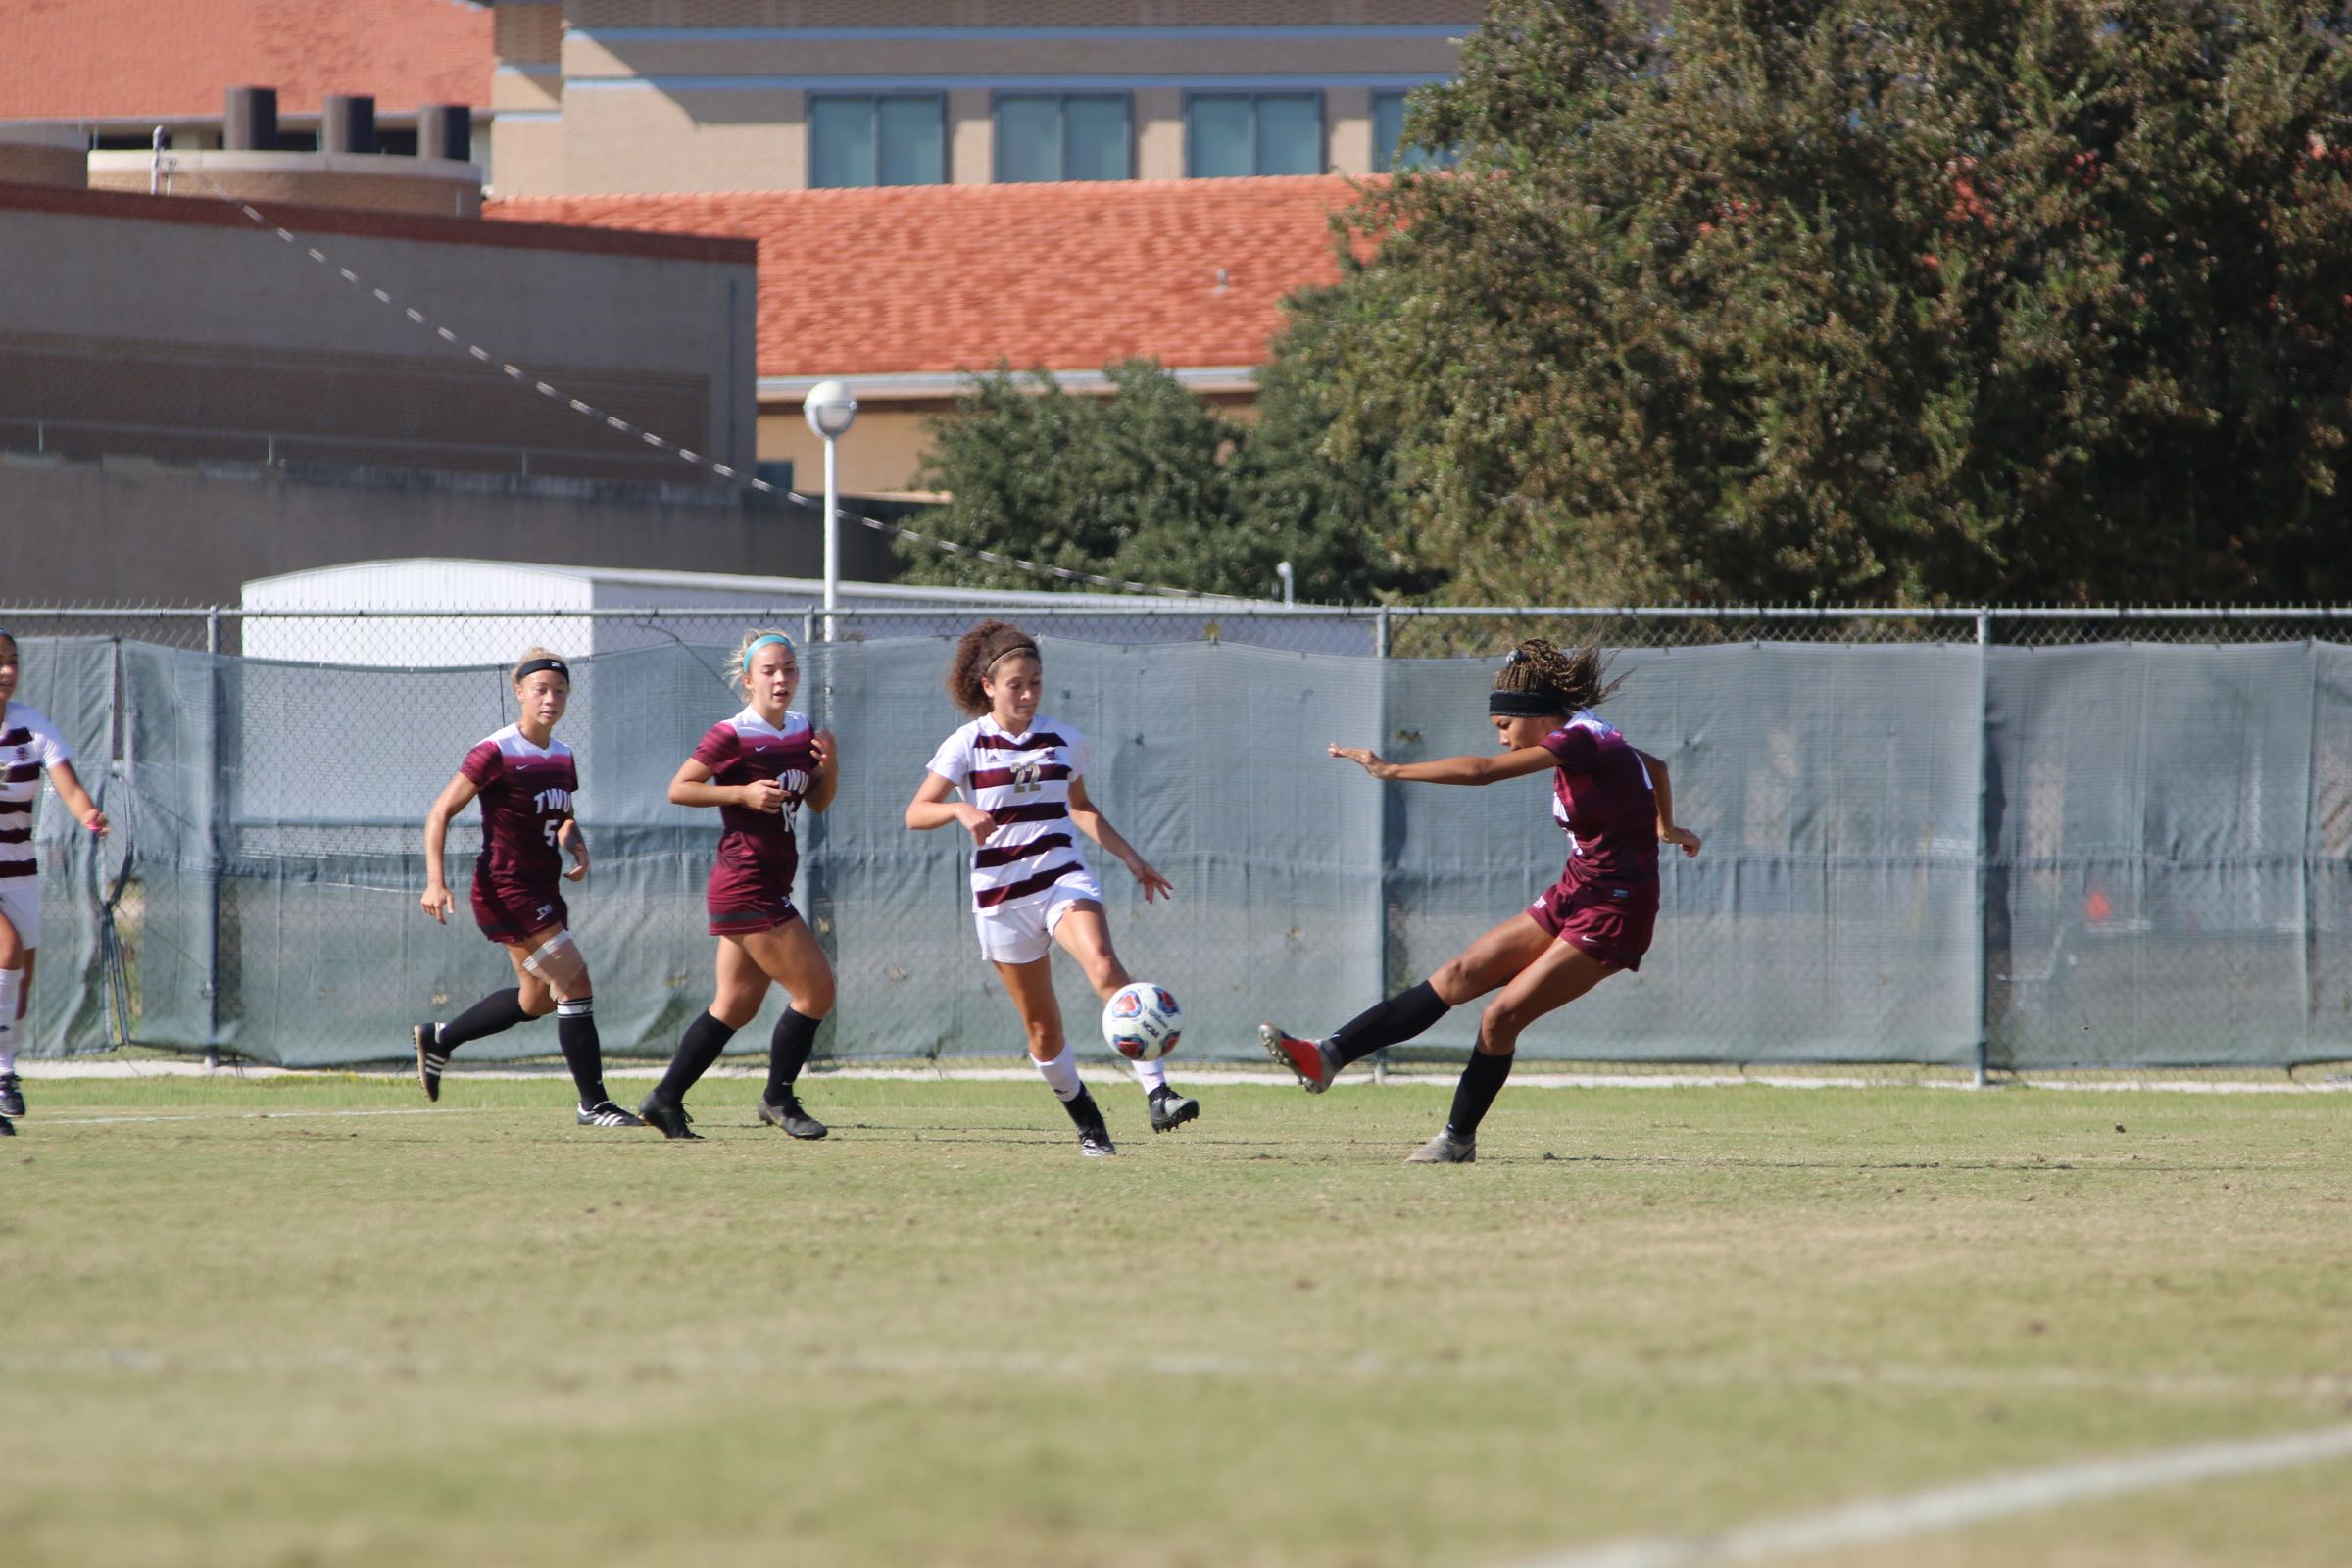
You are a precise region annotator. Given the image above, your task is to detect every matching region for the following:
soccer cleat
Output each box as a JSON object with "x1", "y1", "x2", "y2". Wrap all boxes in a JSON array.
[
  {"x1": 1258, "y1": 1023, "x2": 1336, "y2": 1093},
  {"x1": 757, "y1": 1092, "x2": 828, "y2": 1140},
  {"x1": 1405, "y1": 1127, "x2": 1477, "y2": 1164},
  {"x1": 0, "y1": 1112, "x2": 13, "y2": 1136},
  {"x1": 412, "y1": 1023, "x2": 447, "y2": 1102},
  {"x1": 637, "y1": 1094, "x2": 701, "y2": 1141},
  {"x1": 1147, "y1": 1084, "x2": 1200, "y2": 1133},
  {"x1": 577, "y1": 1100, "x2": 647, "y2": 1129},
  {"x1": 0, "y1": 1071, "x2": 23, "y2": 1118},
  {"x1": 1078, "y1": 1122, "x2": 1118, "y2": 1158}
]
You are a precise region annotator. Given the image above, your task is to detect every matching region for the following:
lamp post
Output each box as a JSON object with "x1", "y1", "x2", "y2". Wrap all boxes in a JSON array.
[
  {"x1": 1275, "y1": 561, "x2": 1295, "y2": 606},
  {"x1": 803, "y1": 379, "x2": 858, "y2": 640}
]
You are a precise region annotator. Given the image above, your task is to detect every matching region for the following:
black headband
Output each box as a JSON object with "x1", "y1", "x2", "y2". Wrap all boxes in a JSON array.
[
  {"x1": 985, "y1": 642, "x2": 1040, "y2": 673},
  {"x1": 1490, "y1": 687, "x2": 1567, "y2": 718},
  {"x1": 514, "y1": 658, "x2": 569, "y2": 682}
]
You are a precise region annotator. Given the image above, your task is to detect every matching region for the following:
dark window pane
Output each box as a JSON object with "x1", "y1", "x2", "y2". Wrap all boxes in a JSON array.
[
  {"x1": 1062, "y1": 96, "x2": 1130, "y2": 181},
  {"x1": 810, "y1": 97, "x2": 874, "y2": 187},
  {"x1": 1187, "y1": 95, "x2": 1252, "y2": 178},
  {"x1": 997, "y1": 95, "x2": 1061, "y2": 182},
  {"x1": 878, "y1": 95, "x2": 944, "y2": 185},
  {"x1": 1373, "y1": 92, "x2": 1408, "y2": 172},
  {"x1": 1256, "y1": 94, "x2": 1321, "y2": 175}
]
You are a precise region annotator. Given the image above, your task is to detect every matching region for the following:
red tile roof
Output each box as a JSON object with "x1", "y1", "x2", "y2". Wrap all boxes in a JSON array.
[
  {"x1": 484, "y1": 176, "x2": 1382, "y2": 381},
  {"x1": 0, "y1": 1, "x2": 492, "y2": 121}
]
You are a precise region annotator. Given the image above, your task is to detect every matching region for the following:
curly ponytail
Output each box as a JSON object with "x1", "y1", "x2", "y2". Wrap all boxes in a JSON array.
[
  {"x1": 1491, "y1": 636, "x2": 1623, "y2": 717},
  {"x1": 945, "y1": 620, "x2": 1040, "y2": 716}
]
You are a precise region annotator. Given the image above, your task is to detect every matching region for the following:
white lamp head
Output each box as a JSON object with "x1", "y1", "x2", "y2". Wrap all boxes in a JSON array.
[{"x1": 805, "y1": 379, "x2": 858, "y2": 440}]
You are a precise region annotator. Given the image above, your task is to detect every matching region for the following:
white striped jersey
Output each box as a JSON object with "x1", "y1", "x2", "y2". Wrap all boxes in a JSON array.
[
  {"x1": 0, "y1": 701, "x2": 71, "y2": 882},
  {"x1": 925, "y1": 714, "x2": 1096, "y2": 910}
]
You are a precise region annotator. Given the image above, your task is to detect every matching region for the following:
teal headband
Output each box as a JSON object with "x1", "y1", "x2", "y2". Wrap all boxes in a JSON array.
[{"x1": 742, "y1": 633, "x2": 795, "y2": 676}]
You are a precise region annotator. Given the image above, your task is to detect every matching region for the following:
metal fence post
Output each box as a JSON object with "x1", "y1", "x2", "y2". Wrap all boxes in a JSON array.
[
  {"x1": 1973, "y1": 609, "x2": 1992, "y2": 1088},
  {"x1": 203, "y1": 609, "x2": 222, "y2": 1069}
]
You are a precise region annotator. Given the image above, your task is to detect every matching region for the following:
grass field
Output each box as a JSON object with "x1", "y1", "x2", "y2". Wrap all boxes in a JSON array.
[{"x1": 7, "y1": 1067, "x2": 2349, "y2": 1567}]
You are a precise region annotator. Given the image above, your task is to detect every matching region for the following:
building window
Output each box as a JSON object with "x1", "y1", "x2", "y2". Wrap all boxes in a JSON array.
[
  {"x1": 1185, "y1": 92, "x2": 1323, "y2": 178},
  {"x1": 810, "y1": 94, "x2": 946, "y2": 187},
  {"x1": 995, "y1": 94, "x2": 1132, "y2": 182},
  {"x1": 1373, "y1": 90, "x2": 1454, "y2": 172}
]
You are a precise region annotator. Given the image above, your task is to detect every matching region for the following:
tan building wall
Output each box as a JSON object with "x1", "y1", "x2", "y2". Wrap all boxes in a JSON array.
[
  {"x1": 490, "y1": 0, "x2": 1472, "y2": 195},
  {"x1": 758, "y1": 386, "x2": 1257, "y2": 496}
]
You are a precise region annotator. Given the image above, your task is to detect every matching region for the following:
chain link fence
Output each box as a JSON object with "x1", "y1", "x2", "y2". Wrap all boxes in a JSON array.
[{"x1": 5, "y1": 604, "x2": 2351, "y2": 1079}]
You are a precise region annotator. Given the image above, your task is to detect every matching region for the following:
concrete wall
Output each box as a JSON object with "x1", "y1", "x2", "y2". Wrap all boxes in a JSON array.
[
  {"x1": 87, "y1": 151, "x2": 485, "y2": 219},
  {"x1": 0, "y1": 182, "x2": 757, "y2": 481},
  {"x1": 0, "y1": 453, "x2": 902, "y2": 612}
]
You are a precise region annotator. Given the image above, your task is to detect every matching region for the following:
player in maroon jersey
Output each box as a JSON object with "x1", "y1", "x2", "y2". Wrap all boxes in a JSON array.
[
  {"x1": 414, "y1": 649, "x2": 642, "y2": 1128},
  {"x1": 637, "y1": 629, "x2": 839, "y2": 1141},
  {"x1": 1261, "y1": 638, "x2": 1702, "y2": 1162}
]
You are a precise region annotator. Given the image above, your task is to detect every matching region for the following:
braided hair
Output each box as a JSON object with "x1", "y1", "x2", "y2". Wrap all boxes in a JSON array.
[
  {"x1": 1488, "y1": 637, "x2": 1623, "y2": 719},
  {"x1": 946, "y1": 619, "x2": 1040, "y2": 716}
]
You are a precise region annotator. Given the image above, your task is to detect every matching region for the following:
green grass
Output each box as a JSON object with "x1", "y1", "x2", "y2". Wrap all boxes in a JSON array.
[{"x1": 7, "y1": 1071, "x2": 2349, "y2": 1567}]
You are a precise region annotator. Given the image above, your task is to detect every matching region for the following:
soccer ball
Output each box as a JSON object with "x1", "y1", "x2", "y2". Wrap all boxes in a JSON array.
[{"x1": 1101, "y1": 982, "x2": 1182, "y2": 1062}]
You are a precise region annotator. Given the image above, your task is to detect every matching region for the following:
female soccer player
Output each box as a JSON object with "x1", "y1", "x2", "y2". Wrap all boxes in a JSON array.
[
  {"x1": 1261, "y1": 638, "x2": 1702, "y2": 1162},
  {"x1": 0, "y1": 630, "x2": 109, "y2": 1136},
  {"x1": 905, "y1": 620, "x2": 1196, "y2": 1158},
  {"x1": 637, "y1": 629, "x2": 839, "y2": 1141},
  {"x1": 414, "y1": 649, "x2": 641, "y2": 1128}
]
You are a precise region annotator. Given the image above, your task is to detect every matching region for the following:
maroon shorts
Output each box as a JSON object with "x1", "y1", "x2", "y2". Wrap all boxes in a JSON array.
[
  {"x1": 1528, "y1": 874, "x2": 1657, "y2": 971},
  {"x1": 472, "y1": 881, "x2": 567, "y2": 947},
  {"x1": 708, "y1": 891, "x2": 800, "y2": 939}
]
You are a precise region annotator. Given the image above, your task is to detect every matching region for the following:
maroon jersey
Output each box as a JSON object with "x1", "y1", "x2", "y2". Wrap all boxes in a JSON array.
[
  {"x1": 1540, "y1": 711, "x2": 1659, "y2": 894},
  {"x1": 691, "y1": 706, "x2": 816, "y2": 912},
  {"x1": 460, "y1": 725, "x2": 578, "y2": 941}
]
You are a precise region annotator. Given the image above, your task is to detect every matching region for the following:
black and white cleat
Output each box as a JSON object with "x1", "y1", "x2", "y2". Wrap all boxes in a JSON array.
[{"x1": 412, "y1": 1024, "x2": 447, "y2": 1102}]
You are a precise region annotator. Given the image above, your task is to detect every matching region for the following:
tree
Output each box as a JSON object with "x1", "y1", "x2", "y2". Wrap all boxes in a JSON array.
[
  {"x1": 1308, "y1": 0, "x2": 2352, "y2": 604},
  {"x1": 900, "y1": 357, "x2": 1432, "y2": 602}
]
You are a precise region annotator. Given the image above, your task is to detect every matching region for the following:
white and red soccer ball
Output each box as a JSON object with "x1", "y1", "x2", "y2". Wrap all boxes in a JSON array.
[{"x1": 1101, "y1": 982, "x2": 1182, "y2": 1062}]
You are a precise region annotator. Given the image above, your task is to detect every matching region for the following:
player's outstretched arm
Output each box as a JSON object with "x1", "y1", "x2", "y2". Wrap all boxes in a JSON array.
[
  {"x1": 906, "y1": 769, "x2": 997, "y2": 847},
  {"x1": 558, "y1": 818, "x2": 590, "y2": 881},
  {"x1": 1634, "y1": 749, "x2": 1703, "y2": 858},
  {"x1": 46, "y1": 759, "x2": 107, "y2": 836},
  {"x1": 1067, "y1": 777, "x2": 1172, "y2": 902},
  {"x1": 806, "y1": 729, "x2": 840, "y2": 813},
  {"x1": 670, "y1": 756, "x2": 781, "y2": 814},
  {"x1": 420, "y1": 772, "x2": 479, "y2": 923},
  {"x1": 1328, "y1": 744, "x2": 1557, "y2": 786}
]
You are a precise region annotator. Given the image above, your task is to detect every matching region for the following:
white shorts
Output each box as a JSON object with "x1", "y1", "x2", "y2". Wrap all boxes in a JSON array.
[
  {"x1": 0, "y1": 879, "x2": 39, "y2": 950},
  {"x1": 972, "y1": 866, "x2": 1103, "y2": 965}
]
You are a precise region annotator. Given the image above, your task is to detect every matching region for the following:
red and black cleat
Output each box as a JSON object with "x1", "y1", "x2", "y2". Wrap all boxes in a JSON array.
[{"x1": 1258, "y1": 1023, "x2": 1336, "y2": 1094}]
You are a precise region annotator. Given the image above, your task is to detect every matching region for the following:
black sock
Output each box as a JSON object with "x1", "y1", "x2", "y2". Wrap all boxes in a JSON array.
[
  {"x1": 439, "y1": 987, "x2": 532, "y2": 1053},
  {"x1": 765, "y1": 1008, "x2": 821, "y2": 1102},
  {"x1": 555, "y1": 996, "x2": 607, "y2": 1107},
  {"x1": 1060, "y1": 1085, "x2": 1106, "y2": 1132},
  {"x1": 1446, "y1": 1045, "x2": 1515, "y2": 1139},
  {"x1": 1327, "y1": 980, "x2": 1450, "y2": 1068},
  {"x1": 653, "y1": 1011, "x2": 738, "y2": 1106}
]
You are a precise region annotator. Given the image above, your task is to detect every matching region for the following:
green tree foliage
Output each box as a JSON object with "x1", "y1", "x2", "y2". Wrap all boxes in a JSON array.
[
  {"x1": 900, "y1": 358, "x2": 1430, "y2": 601},
  {"x1": 1321, "y1": 0, "x2": 2352, "y2": 604}
]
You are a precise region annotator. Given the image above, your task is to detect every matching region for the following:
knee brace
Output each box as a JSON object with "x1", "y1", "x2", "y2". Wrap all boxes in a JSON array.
[{"x1": 521, "y1": 930, "x2": 579, "y2": 979}]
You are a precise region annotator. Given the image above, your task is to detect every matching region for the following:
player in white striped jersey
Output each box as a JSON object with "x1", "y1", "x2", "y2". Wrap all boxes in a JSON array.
[
  {"x1": 0, "y1": 630, "x2": 110, "y2": 1133},
  {"x1": 906, "y1": 621, "x2": 1198, "y2": 1155}
]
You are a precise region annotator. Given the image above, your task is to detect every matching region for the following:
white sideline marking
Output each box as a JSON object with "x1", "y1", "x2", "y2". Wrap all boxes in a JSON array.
[{"x1": 1512, "y1": 1421, "x2": 2352, "y2": 1568}]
